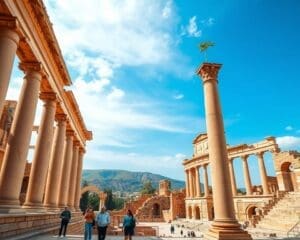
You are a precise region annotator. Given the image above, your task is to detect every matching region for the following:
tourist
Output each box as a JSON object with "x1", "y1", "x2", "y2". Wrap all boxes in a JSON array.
[
  {"x1": 96, "y1": 206, "x2": 110, "y2": 240},
  {"x1": 123, "y1": 209, "x2": 136, "y2": 240},
  {"x1": 170, "y1": 225, "x2": 175, "y2": 234},
  {"x1": 84, "y1": 207, "x2": 95, "y2": 240},
  {"x1": 58, "y1": 206, "x2": 71, "y2": 238}
]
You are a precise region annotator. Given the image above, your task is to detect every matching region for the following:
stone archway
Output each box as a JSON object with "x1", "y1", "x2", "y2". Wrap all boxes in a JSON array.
[
  {"x1": 246, "y1": 205, "x2": 257, "y2": 220},
  {"x1": 195, "y1": 206, "x2": 200, "y2": 220},
  {"x1": 81, "y1": 185, "x2": 107, "y2": 211},
  {"x1": 152, "y1": 203, "x2": 161, "y2": 218},
  {"x1": 281, "y1": 162, "x2": 294, "y2": 191}
]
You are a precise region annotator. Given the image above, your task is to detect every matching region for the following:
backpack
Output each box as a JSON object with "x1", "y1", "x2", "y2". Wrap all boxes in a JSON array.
[{"x1": 130, "y1": 217, "x2": 136, "y2": 228}]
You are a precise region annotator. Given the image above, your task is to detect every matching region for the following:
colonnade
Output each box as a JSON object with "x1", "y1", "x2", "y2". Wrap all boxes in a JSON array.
[
  {"x1": 0, "y1": 15, "x2": 89, "y2": 212},
  {"x1": 185, "y1": 164, "x2": 210, "y2": 198},
  {"x1": 185, "y1": 152, "x2": 271, "y2": 199}
]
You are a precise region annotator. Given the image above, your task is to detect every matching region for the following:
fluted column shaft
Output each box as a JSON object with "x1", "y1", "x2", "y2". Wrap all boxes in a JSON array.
[
  {"x1": 242, "y1": 155, "x2": 253, "y2": 195},
  {"x1": 197, "y1": 63, "x2": 252, "y2": 240},
  {"x1": 0, "y1": 62, "x2": 42, "y2": 209},
  {"x1": 195, "y1": 166, "x2": 201, "y2": 197},
  {"x1": 188, "y1": 168, "x2": 193, "y2": 197},
  {"x1": 58, "y1": 130, "x2": 74, "y2": 207},
  {"x1": 185, "y1": 170, "x2": 190, "y2": 197},
  {"x1": 0, "y1": 16, "x2": 19, "y2": 116},
  {"x1": 68, "y1": 143, "x2": 79, "y2": 209},
  {"x1": 203, "y1": 164, "x2": 210, "y2": 197},
  {"x1": 74, "y1": 149, "x2": 84, "y2": 210},
  {"x1": 23, "y1": 92, "x2": 57, "y2": 208},
  {"x1": 43, "y1": 114, "x2": 67, "y2": 208},
  {"x1": 257, "y1": 152, "x2": 270, "y2": 195},
  {"x1": 228, "y1": 158, "x2": 237, "y2": 196}
]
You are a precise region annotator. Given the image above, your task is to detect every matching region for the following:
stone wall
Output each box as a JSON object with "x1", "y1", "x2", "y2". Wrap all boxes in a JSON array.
[{"x1": 0, "y1": 212, "x2": 83, "y2": 239}]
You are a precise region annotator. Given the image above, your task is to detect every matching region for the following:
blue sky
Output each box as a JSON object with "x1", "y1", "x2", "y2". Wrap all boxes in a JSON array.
[{"x1": 7, "y1": 1, "x2": 300, "y2": 187}]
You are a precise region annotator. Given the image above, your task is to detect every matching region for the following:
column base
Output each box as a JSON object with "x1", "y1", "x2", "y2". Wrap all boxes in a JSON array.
[
  {"x1": 204, "y1": 220, "x2": 252, "y2": 240},
  {"x1": 22, "y1": 203, "x2": 47, "y2": 213},
  {"x1": 0, "y1": 205, "x2": 26, "y2": 214}
]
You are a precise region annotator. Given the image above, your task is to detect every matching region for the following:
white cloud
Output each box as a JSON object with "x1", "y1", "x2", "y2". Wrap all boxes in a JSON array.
[
  {"x1": 276, "y1": 136, "x2": 300, "y2": 150},
  {"x1": 162, "y1": 0, "x2": 172, "y2": 19},
  {"x1": 201, "y1": 17, "x2": 215, "y2": 26},
  {"x1": 182, "y1": 16, "x2": 202, "y2": 38},
  {"x1": 174, "y1": 94, "x2": 184, "y2": 100},
  {"x1": 285, "y1": 125, "x2": 293, "y2": 131}
]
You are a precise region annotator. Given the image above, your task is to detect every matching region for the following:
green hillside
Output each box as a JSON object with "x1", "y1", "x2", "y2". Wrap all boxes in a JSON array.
[{"x1": 82, "y1": 169, "x2": 186, "y2": 193}]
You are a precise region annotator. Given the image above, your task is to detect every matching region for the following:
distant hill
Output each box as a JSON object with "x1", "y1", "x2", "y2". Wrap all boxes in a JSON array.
[{"x1": 82, "y1": 169, "x2": 186, "y2": 193}]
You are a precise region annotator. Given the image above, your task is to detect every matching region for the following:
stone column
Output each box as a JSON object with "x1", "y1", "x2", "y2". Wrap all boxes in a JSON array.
[
  {"x1": 74, "y1": 148, "x2": 84, "y2": 210},
  {"x1": 242, "y1": 155, "x2": 253, "y2": 195},
  {"x1": 0, "y1": 62, "x2": 42, "y2": 211},
  {"x1": 188, "y1": 168, "x2": 194, "y2": 197},
  {"x1": 185, "y1": 169, "x2": 190, "y2": 197},
  {"x1": 197, "y1": 63, "x2": 251, "y2": 240},
  {"x1": 228, "y1": 158, "x2": 237, "y2": 196},
  {"x1": 23, "y1": 92, "x2": 57, "y2": 209},
  {"x1": 43, "y1": 114, "x2": 67, "y2": 209},
  {"x1": 67, "y1": 142, "x2": 79, "y2": 209},
  {"x1": 0, "y1": 16, "x2": 19, "y2": 116},
  {"x1": 195, "y1": 166, "x2": 201, "y2": 197},
  {"x1": 257, "y1": 152, "x2": 270, "y2": 195},
  {"x1": 203, "y1": 164, "x2": 210, "y2": 197},
  {"x1": 57, "y1": 130, "x2": 74, "y2": 208}
]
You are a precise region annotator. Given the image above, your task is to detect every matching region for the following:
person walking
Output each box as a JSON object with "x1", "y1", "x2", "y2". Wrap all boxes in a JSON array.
[
  {"x1": 123, "y1": 209, "x2": 136, "y2": 240},
  {"x1": 84, "y1": 207, "x2": 95, "y2": 240},
  {"x1": 58, "y1": 207, "x2": 71, "y2": 238},
  {"x1": 96, "y1": 207, "x2": 110, "y2": 240}
]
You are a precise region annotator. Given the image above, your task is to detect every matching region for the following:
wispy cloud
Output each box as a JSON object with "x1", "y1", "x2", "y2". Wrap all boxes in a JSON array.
[
  {"x1": 181, "y1": 16, "x2": 202, "y2": 38},
  {"x1": 173, "y1": 94, "x2": 184, "y2": 100},
  {"x1": 276, "y1": 136, "x2": 300, "y2": 150},
  {"x1": 201, "y1": 17, "x2": 215, "y2": 26},
  {"x1": 285, "y1": 125, "x2": 293, "y2": 131}
]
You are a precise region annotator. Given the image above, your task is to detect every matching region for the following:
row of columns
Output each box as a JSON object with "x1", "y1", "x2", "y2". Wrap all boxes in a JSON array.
[
  {"x1": 185, "y1": 164, "x2": 210, "y2": 198},
  {"x1": 185, "y1": 152, "x2": 270, "y2": 200},
  {"x1": 0, "y1": 16, "x2": 86, "y2": 212}
]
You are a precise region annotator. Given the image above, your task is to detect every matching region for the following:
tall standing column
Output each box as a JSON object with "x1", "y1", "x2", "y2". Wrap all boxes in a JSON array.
[
  {"x1": 257, "y1": 152, "x2": 270, "y2": 195},
  {"x1": 0, "y1": 62, "x2": 42, "y2": 211},
  {"x1": 185, "y1": 170, "x2": 190, "y2": 198},
  {"x1": 57, "y1": 130, "x2": 74, "y2": 208},
  {"x1": 74, "y1": 148, "x2": 84, "y2": 210},
  {"x1": 23, "y1": 92, "x2": 57, "y2": 209},
  {"x1": 188, "y1": 168, "x2": 193, "y2": 198},
  {"x1": 203, "y1": 164, "x2": 210, "y2": 197},
  {"x1": 0, "y1": 16, "x2": 19, "y2": 116},
  {"x1": 242, "y1": 155, "x2": 253, "y2": 195},
  {"x1": 195, "y1": 166, "x2": 201, "y2": 197},
  {"x1": 67, "y1": 142, "x2": 79, "y2": 209},
  {"x1": 43, "y1": 114, "x2": 67, "y2": 209},
  {"x1": 228, "y1": 158, "x2": 237, "y2": 196},
  {"x1": 197, "y1": 63, "x2": 251, "y2": 240}
]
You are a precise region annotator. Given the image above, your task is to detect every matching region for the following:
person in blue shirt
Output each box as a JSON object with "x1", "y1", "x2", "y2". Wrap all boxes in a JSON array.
[
  {"x1": 96, "y1": 207, "x2": 110, "y2": 240},
  {"x1": 123, "y1": 209, "x2": 136, "y2": 240}
]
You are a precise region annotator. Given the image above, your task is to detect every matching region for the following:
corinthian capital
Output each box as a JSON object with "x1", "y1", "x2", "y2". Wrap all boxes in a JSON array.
[
  {"x1": 0, "y1": 15, "x2": 18, "y2": 29},
  {"x1": 197, "y1": 63, "x2": 222, "y2": 83}
]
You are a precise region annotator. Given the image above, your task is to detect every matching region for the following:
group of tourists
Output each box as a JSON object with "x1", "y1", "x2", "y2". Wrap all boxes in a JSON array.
[{"x1": 58, "y1": 206, "x2": 136, "y2": 240}]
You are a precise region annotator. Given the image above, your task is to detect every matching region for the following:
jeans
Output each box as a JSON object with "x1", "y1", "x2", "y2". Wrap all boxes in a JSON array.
[{"x1": 84, "y1": 222, "x2": 93, "y2": 240}]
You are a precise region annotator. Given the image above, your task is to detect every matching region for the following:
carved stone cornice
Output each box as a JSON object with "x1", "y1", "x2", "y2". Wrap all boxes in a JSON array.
[
  {"x1": 196, "y1": 63, "x2": 222, "y2": 83},
  {"x1": 39, "y1": 92, "x2": 57, "y2": 101},
  {"x1": 73, "y1": 140, "x2": 81, "y2": 147},
  {"x1": 19, "y1": 61, "x2": 43, "y2": 74},
  {"x1": 0, "y1": 15, "x2": 18, "y2": 30}
]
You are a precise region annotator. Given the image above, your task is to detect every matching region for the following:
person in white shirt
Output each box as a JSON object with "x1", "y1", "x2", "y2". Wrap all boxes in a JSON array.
[{"x1": 96, "y1": 207, "x2": 110, "y2": 240}]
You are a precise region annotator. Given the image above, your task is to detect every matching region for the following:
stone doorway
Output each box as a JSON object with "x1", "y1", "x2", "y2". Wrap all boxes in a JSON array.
[
  {"x1": 195, "y1": 206, "x2": 200, "y2": 219},
  {"x1": 281, "y1": 162, "x2": 294, "y2": 191}
]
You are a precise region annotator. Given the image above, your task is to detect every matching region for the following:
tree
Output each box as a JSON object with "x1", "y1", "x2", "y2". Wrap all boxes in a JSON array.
[
  {"x1": 140, "y1": 181, "x2": 155, "y2": 194},
  {"x1": 88, "y1": 192, "x2": 99, "y2": 210},
  {"x1": 80, "y1": 180, "x2": 89, "y2": 212},
  {"x1": 104, "y1": 188, "x2": 114, "y2": 210}
]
